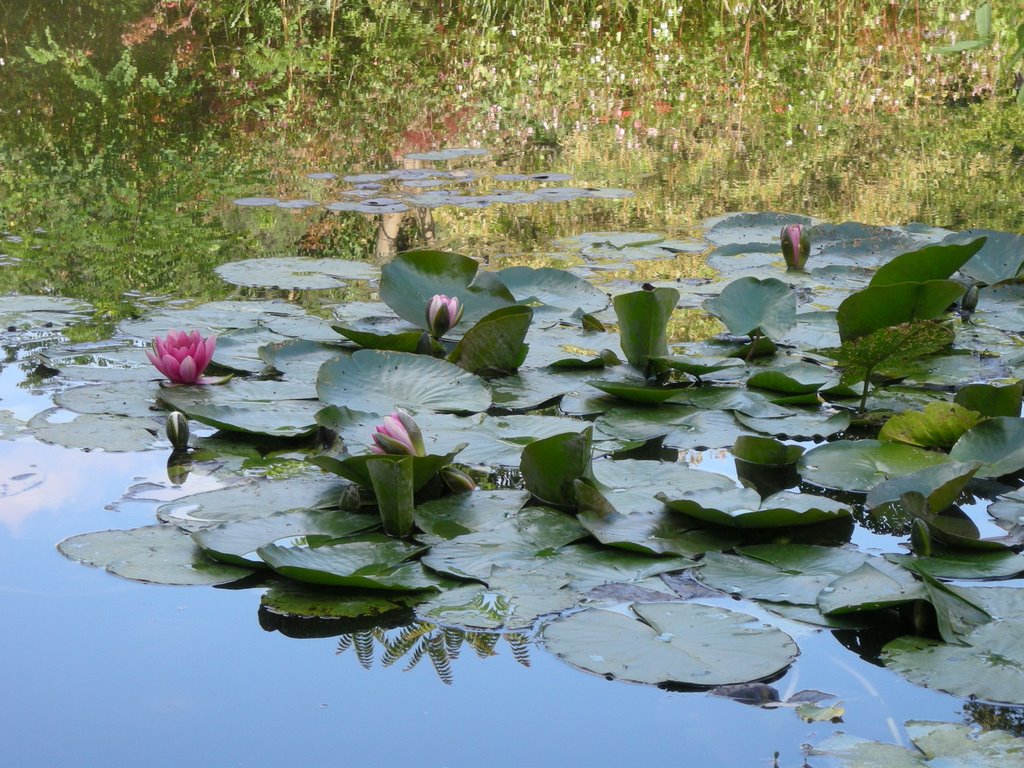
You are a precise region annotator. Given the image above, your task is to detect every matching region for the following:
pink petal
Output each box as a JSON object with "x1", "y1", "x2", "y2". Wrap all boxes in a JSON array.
[
  {"x1": 160, "y1": 353, "x2": 182, "y2": 382},
  {"x1": 177, "y1": 356, "x2": 198, "y2": 384}
]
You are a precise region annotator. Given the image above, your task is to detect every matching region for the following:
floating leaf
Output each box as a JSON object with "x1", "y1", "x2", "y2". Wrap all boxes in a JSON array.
[
  {"x1": 879, "y1": 402, "x2": 983, "y2": 449},
  {"x1": 837, "y1": 281, "x2": 964, "y2": 342},
  {"x1": 950, "y1": 417, "x2": 1024, "y2": 478},
  {"x1": 955, "y1": 382, "x2": 1023, "y2": 418},
  {"x1": 883, "y1": 621, "x2": 1024, "y2": 704},
  {"x1": 520, "y1": 428, "x2": 594, "y2": 507},
  {"x1": 704, "y1": 277, "x2": 796, "y2": 340},
  {"x1": 193, "y1": 508, "x2": 379, "y2": 568},
  {"x1": 447, "y1": 305, "x2": 532, "y2": 376},
  {"x1": 870, "y1": 238, "x2": 986, "y2": 287},
  {"x1": 810, "y1": 720, "x2": 1024, "y2": 767},
  {"x1": 495, "y1": 266, "x2": 607, "y2": 315},
  {"x1": 660, "y1": 487, "x2": 850, "y2": 529},
  {"x1": 542, "y1": 602, "x2": 798, "y2": 686},
  {"x1": 613, "y1": 287, "x2": 678, "y2": 372},
  {"x1": 58, "y1": 525, "x2": 253, "y2": 585},
  {"x1": 379, "y1": 250, "x2": 515, "y2": 327},
  {"x1": 258, "y1": 535, "x2": 442, "y2": 591},
  {"x1": 317, "y1": 349, "x2": 491, "y2": 415},
  {"x1": 697, "y1": 545, "x2": 872, "y2": 605},
  {"x1": 865, "y1": 460, "x2": 982, "y2": 512},
  {"x1": 799, "y1": 439, "x2": 951, "y2": 493}
]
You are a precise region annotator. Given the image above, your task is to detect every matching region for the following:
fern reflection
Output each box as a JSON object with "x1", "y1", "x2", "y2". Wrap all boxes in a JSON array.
[{"x1": 336, "y1": 622, "x2": 533, "y2": 686}]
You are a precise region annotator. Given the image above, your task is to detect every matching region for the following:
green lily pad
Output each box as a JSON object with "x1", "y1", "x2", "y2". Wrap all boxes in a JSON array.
[
  {"x1": 575, "y1": 481, "x2": 738, "y2": 556},
  {"x1": 192, "y1": 508, "x2": 379, "y2": 568},
  {"x1": 870, "y1": 237, "x2": 986, "y2": 286},
  {"x1": 746, "y1": 363, "x2": 830, "y2": 394},
  {"x1": 542, "y1": 602, "x2": 798, "y2": 686},
  {"x1": 955, "y1": 382, "x2": 1023, "y2": 418},
  {"x1": 310, "y1": 449, "x2": 462, "y2": 494},
  {"x1": 258, "y1": 535, "x2": 443, "y2": 591},
  {"x1": 58, "y1": 525, "x2": 253, "y2": 585},
  {"x1": 613, "y1": 287, "x2": 678, "y2": 373},
  {"x1": 950, "y1": 417, "x2": 1024, "y2": 478},
  {"x1": 816, "y1": 559, "x2": 927, "y2": 615},
  {"x1": 155, "y1": 474, "x2": 342, "y2": 528},
  {"x1": 28, "y1": 411, "x2": 161, "y2": 452},
  {"x1": 447, "y1": 305, "x2": 532, "y2": 375},
  {"x1": 520, "y1": 427, "x2": 594, "y2": 508},
  {"x1": 413, "y1": 490, "x2": 532, "y2": 540},
  {"x1": 495, "y1": 266, "x2": 608, "y2": 315},
  {"x1": 332, "y1": 326, "x2": 429, "y2": 353},
  {"x1": 886, "y1": 550, "x2": 1024, "y2": 580},
  {"x1": 697, "y1": 545, "x2": 872, "y2": 604},
  {"x1": 317, "y1": 349, "x2": 491, "y2": 415},
  {"x1": 420, "y1": 507, "x2": 590, "y2": 582},
  {"x1": 587, "y1": 378, "x2": 692, "y2": 404},
  {"x1": 799, "y1": 439, "x2": 951, "y2": 493},
  {"x1": 865, "y1": 461, "x2": 982, "y2": 512},
  {"x1": 704, "y1": 277, "x2": 796, "y2": 339},
  {"x1": 158, "y1": 384, "x2": 322, "y2": 438},
  {"x1": 810, "y1": 719, "x2": 1024, "y2": 767},
  {"x1": 837, "y1": 281, "x2": 964, "y2": 342},
  {"x1": 883, "y1": 620, "x2": 1024, "y2": 704},
  {"x1": 879, "y1": 402, "x2": 984, "y2": 449},
  {"x1": 379, "y1": 250, "x2": 516, "y2": 327},
  {"x1": 945, "y1": 229, "x2": 1024, "y2": 285},
  {"x1": 214, "y1": 256, "x2": 376, "y2": 289},
  {"x1": 660, "y1": 487, "x2": 851, "y2": 528}
]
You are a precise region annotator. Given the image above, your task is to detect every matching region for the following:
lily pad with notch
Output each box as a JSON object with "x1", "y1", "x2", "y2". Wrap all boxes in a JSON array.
[{"x1": 542, "y1": 601, "x2": 798, "y2": 687}]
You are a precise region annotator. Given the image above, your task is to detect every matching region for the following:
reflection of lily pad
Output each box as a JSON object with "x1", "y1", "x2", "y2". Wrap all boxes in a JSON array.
[
  {"x1": 215, "y1": 257, "x2": 376, "y2": 290},
  {"x1": 543, "y1": 602, "x2": 798, "y2": 686}
]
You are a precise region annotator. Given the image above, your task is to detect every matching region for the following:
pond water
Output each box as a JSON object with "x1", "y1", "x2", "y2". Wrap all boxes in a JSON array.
[{"x1": 4, "y1": 3, "x2": 1024, "y2": 767}]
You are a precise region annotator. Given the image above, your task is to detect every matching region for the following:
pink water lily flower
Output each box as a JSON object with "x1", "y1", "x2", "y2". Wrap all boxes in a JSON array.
[
  {"x1": 369, "y1": 410, "x2": 425, "y2": 456},
  {"x1": 147, "y1": 330, "x2": 219, "y2": 384},
  {"x1": 426, "y1": 294, "x2": 463, "y2": 338}
]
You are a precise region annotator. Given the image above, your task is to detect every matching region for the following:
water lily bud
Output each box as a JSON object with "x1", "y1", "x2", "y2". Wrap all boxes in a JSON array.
[
  {"x1": 440, "y1": 465, "x2": 476, "y2": 493},
  {"x1": 910, "y1": 518, "x2": 932, "y2": 557},
  {"x1": 961, "y1": 284, "x2": 979, "y2": 314},
  {"x1": 166, "y1": 451, "x2": 192, "y2": 486},
  {"x1": 165, "y1": 411, "x2": 190, "y2": 450},
  {"x1": 370, "y1": 410, "x2": 426, "y2": 457},
  {"x1": 780, "y1": 224, "x2": 810, "y2": 271},
  {"x1": 426, "y1": 294, "x2": 463, "y2": 338},
  {"x1": 338, "y1": 483, "x2": 362, "y2": 511}
]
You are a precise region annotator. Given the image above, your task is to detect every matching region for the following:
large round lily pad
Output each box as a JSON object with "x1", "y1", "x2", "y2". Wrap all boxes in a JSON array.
[
  {"x1": 883, "y1": 620, "x2": 1024, "y2": 704},
  {"x1": 542, "y1": 602, "x2": 798, "y2": 686},
  {"x1": 798, "y1": 440, "x2": 951, "y2": 493},
  {"x1": 58, "y1": 525, "x2": 253, "y2": 585},
  {"x1": 317, "y1": 349, "x2": 491, "y2": 415}
]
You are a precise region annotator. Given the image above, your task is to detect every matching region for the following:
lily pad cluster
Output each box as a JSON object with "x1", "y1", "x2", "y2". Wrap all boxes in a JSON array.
[{"x1": 35, "y1": 211, "x2": 1024, "y2": 703}]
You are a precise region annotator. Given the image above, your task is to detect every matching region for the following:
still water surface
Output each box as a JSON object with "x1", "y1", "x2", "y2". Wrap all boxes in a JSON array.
[{"x1": 4, "y1": 4, "x2": 1024, "y2": 764}]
